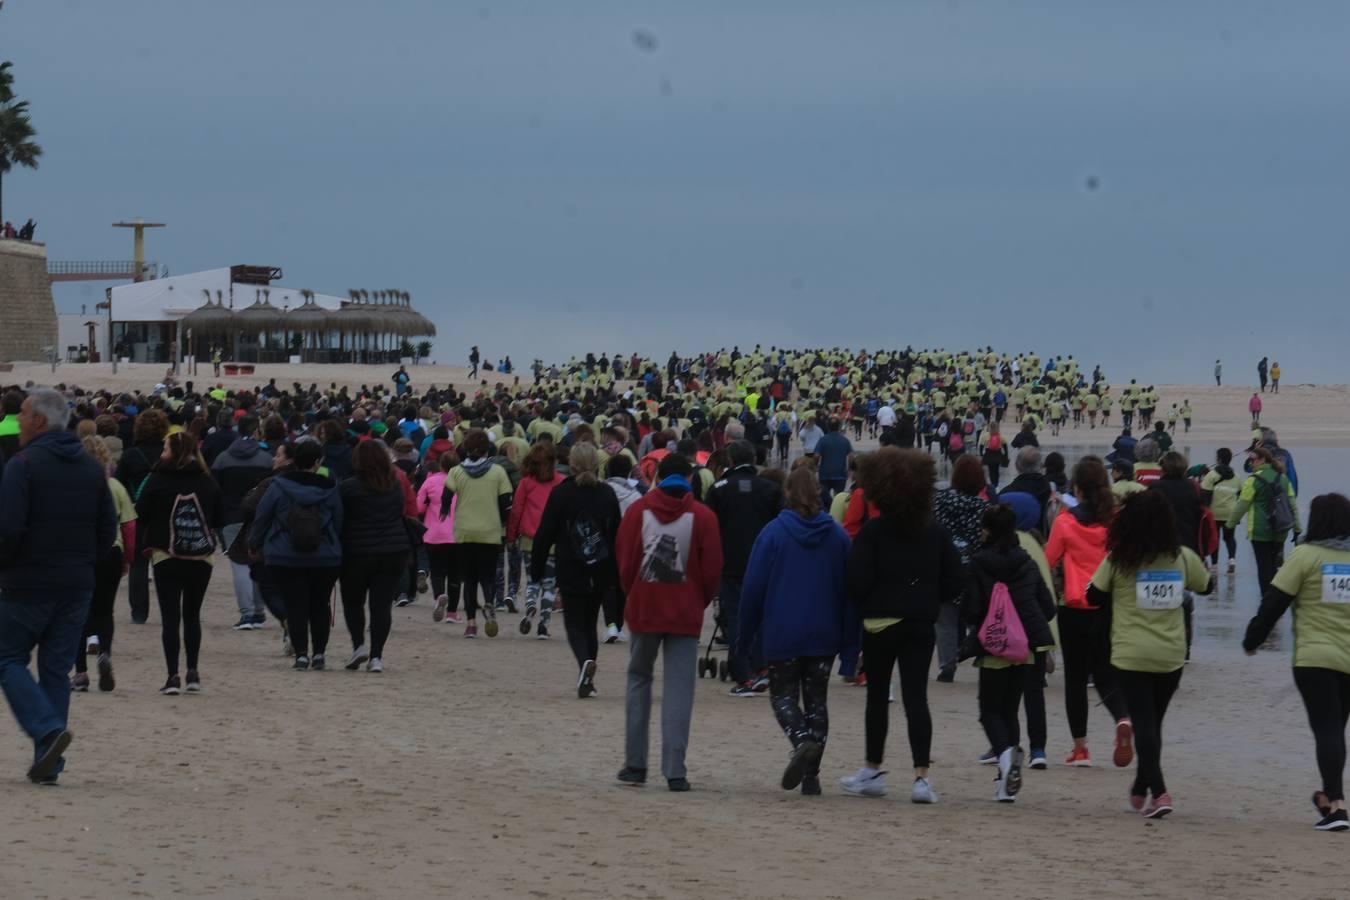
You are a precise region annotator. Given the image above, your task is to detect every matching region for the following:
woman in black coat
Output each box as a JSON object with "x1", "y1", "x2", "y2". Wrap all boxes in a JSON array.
[
  {"x1": 338, "y1": 441, "x2": 412, "y2": 672},
  {"x1": 529, "y1": 442, "x2": 621, "y2": 698},
  {"x1": 963, "y1": 505, "x2": 1055, "y2": 802}
]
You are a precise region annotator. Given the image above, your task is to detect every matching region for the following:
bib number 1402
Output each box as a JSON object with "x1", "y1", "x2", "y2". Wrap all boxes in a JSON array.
[
  {"x1": 1136, "y1": 571, "x2": 1184, "y2": 610},
  {"x1": 1322, "y1": 565, "x2": 1350, "y2": 604}
]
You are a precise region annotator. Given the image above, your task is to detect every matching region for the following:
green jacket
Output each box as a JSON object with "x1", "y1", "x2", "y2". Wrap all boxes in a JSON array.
[{"x1": 1226, "y1": 465, "x2": 1299, "y2": 542}]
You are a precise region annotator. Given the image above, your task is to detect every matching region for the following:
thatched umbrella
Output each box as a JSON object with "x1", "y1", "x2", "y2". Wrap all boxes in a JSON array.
[
  {"x1": 236, "y1": 290, "x2": 286, "y2": 359},
  {"x1": 180, "y1": 289, "x2": 235, "y2": 338},
  {"x1": 401, "y1": 291, "x2": 437, "y2": 337},
  {"x1": 287, "y1": 290, "x2": 333, "y2": 356}
]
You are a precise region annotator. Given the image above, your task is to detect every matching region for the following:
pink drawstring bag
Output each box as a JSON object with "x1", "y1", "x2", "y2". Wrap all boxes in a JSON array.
[{"x1": 978, "y1": 582, "x2": 1030, "y2": 663}]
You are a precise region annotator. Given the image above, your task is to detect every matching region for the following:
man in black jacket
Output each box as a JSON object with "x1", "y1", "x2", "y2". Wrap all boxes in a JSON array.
[
  {"x1": 999, "y1": 446, "x2": 1053, "y2": 528},
  {"x1": 706, "y1": 440, "x2": 783, "y2": 696},
  {"x1": 200, "y1": 409, "x2": 237, "y2": 468},
  {"x1": 211, "y1": 415, "x2": 273, "y2": 629},
  {"x1": 0, "y1": 388, "x2": 117, "y2": 785}
]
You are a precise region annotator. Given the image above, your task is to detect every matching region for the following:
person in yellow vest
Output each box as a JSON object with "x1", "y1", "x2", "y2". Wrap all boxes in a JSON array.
[
  {"x1": 1270, "y1": 361, "x2": 1282, "y2": 394},
  {"x1": 211, "y1": 346, "x2": 222, "y2": 378}
]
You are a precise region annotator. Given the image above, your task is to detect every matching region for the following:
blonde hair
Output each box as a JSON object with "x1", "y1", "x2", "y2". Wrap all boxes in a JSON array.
[
  {"x1": 82, "y1": 434, "x2": 111, "y2": 472},
  {"x1": 569, "y1": 441, "x2": 600, "y2": 487}
]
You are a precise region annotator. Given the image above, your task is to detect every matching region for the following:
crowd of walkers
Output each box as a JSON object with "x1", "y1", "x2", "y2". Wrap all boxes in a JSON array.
[{"x1": 0, "y1": 345, "x2": 1344, "y2": 834}]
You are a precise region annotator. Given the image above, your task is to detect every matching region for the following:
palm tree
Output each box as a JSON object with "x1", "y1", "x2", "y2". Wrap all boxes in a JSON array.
[
  {"x1": 416, "y1": 340, "x2": 433, "y2": 363},
  {"x1": 0, "y1": 61, "x2": 42, "y2": 225}
]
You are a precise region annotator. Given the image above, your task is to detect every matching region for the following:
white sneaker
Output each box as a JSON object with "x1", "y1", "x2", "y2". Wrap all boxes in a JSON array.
[
  {"x1": 840, "y1": 768, "x2": 887, "y2": 797},
  {"x1": 1227, "y1": 560, "x2": 1236, "y2": 574},
  {"x1": 998, "y1": 747, "x2": 1023, "y2": 798},
  {"x1": 367, "y1": 658, "x2": 382, "y2": 673},
  {"x1": 911, "y1": 776, "x2": 938, "y2": 804},
  {"x1": 995, "y1": 777, "x2": 1016, "y2": 803},
  {"x1": 604, "y1": 624, "x2": 621, "y2": 644},
  {"x1": 345, "y1": 645, "x2": 369, "y2": 671}
]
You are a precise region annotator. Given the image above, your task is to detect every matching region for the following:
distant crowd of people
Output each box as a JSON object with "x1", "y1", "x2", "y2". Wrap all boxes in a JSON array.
[{"x1": 0, "y1": 343, "x2": 1344, "y2": 834}]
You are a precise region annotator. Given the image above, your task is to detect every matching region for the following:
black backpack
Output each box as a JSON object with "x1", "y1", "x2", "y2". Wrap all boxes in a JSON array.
[
  {"x1": 1257, "y1": 472, "x2": 1295, "y2": 534},
  {"x1": 168, "y1": 492, "x2": 216, "y2": 558},
  {"x1": 568, "y1": 507, "x2": 612, "y2": 567},
  {"x1": 287, "y1": 502, "x2": 324, "y2": 553}
]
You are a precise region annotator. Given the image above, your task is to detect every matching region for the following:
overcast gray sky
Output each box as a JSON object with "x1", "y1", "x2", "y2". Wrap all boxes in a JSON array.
[{"x1": 6, "y1": 1, "x2": 1347, "y2": 382}]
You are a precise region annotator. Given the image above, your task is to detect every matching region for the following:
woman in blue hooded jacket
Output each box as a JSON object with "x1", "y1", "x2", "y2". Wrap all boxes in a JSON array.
[{"x1": 737, "y1": 465, "x2": 858, "y2": 796}]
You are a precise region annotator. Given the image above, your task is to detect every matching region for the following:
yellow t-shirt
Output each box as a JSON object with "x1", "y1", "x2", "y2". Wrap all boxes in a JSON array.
[
  {"x1": 110, "y1": 478, "x2": 137, "y2": 551},
  {"x1": 1091, "y1": 548, "x2": 1211, "y2": 673},
  {"x1": 1270, "y1": 544, "x2": 1350, "y2": 674}
]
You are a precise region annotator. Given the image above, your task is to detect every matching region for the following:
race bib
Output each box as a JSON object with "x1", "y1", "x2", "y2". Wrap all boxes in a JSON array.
[
  {"x1": 1322, "y1": 565, "x2": 1350, "y2": 604},
  {"x1": 1136, "y1": 570, "x2": 1184, "y2": 610}
]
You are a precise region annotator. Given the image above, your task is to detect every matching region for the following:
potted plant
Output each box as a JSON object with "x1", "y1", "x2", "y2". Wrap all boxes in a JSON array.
[{"x1": 288, "y1": 332, "x2": 304, "y2": 364}]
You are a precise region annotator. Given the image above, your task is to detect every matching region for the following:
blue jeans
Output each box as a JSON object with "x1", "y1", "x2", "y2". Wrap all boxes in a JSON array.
[{"x1": 0, "y1": 591, "x2": 91, "y2": 774}]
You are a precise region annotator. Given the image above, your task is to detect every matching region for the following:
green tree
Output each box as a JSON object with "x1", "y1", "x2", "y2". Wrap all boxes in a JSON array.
[
  {"x1": 398, "y1": 339, "x2": 416, "y2": 360},
  {"x1": 0, "y1": 61, "x2": 43, "y2": 225},
  {"x1": 416, "y1": 340, "x2": 432, "y2": 363}
]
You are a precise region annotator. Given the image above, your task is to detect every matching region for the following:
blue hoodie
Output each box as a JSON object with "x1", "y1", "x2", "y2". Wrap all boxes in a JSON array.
[
  {"x1": 249, "y1": 470, "x2": 344, "y2": 568},
  {"x1": 737, "y1": 509, "x2": 860, "y2": 675}
]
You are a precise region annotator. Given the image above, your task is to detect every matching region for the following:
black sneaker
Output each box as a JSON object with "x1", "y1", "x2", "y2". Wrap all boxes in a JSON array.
[
  {"x1": 27, "y1": 729, "x2": 72, "y2": 784},
  {"x1": 801, "y1": 776, "x2": 822, "y2": 796},
  {"x1": 249, "y1": 614, "x2": 267, "y2": 629},
  {"x1": 231, "y1": 617, "x2": 255, "y2": 631},
  {"x1": 534, "y1": 622, "x2": 548, "y2": 640},
  {"x1": 1315, "y1": 809, "x2": 1349, "y2": 832},
  {"x1": 311, "y1": 654, "x2": 326, "y2": 671},
  {"x1": 185, "y1": 670, "x2": 202, "y2": 693},
  {"x1": 71, "y1": 673, "x2": 90, "y2": 693},
  {"x1": 577, "y1": 660, "x2": 597, "y2": 699},
  {"x1": 781, "y1": 740, "x2": 822, "y2": 791},
  {"x1": 97, "y1": 654, "x2": 115, "y2": 693},
  {"x1": 667, "y1": 777, "x2": 691, "y2": 793},
  {"x1": 936, "y1": 666, "x2": 956, "y2": 684},
  {"x1": 160, "y1": 675, "x2": 181, "y2": 695},
  {"x1": 504, "y1": 595, "x2": 518, "y2": 614},
  {"x1": 728, "y1": 682, "x2": 756, "y2": 698},
  {"x1": 616, "y1": 766, "x2": 647, "y2": 786},
  {"x1": 293, "y1": 656, "x2": 310, "y2": 671}
]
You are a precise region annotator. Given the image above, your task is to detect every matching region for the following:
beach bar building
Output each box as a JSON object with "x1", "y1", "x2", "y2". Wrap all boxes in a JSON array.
[{"x1": 108, "y1": 264, "x2": 435, "y2": 365}]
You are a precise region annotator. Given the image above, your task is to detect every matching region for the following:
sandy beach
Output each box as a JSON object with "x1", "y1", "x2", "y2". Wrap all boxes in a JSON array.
[{"x1": 0, "y1": 362, "x2": 1347, "y2": 899}]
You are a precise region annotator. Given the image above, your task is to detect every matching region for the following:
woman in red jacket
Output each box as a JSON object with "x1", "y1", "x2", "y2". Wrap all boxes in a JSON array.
[
  {"x1": 509, "y1": 443, "x2": 564, "y2": 637},
  {"x1": 1044, "y1": 456, "x2": 1132, "y2": 768}
]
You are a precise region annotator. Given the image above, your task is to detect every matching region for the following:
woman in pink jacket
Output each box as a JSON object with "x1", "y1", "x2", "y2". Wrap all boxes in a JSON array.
[
  {"x1": 509, "y1": 444, "x2": 565, "y2": 638},
  {"x1": 418, "y1": 450, "x2": 461, "y2": 624}
]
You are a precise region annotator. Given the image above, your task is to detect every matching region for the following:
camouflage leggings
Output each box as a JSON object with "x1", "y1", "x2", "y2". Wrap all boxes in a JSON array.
[{"x1": 769, "y1": 656, "x2": 833, "y2": 772}]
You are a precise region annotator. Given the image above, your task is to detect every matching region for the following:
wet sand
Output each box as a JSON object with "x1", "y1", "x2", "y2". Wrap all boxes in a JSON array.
[{"x1": 1, "y1": 363, "x2": 1348, "y2": 898}]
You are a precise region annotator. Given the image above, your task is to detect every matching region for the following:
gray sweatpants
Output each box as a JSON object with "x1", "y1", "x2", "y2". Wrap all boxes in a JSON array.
[
  {"x1": 218, "y1": 523, "x2": 261, "y2": 618},
  {"x1": 625, "y1": 632, "x2": 698, "y2": 780}
]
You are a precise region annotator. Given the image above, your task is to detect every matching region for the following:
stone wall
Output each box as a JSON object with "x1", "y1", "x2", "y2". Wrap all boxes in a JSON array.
[{"x1": 0, "y1": 239, "x2": 58, "y2": 362}]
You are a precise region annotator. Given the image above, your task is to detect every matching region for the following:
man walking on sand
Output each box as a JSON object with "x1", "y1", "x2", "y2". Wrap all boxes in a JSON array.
[
  {"x1": 1257, "y1": 356, "x2": 1269, "y2": 393},
  {"x1": 0, "y1": 389, "x2": 116, "y2": 785},
  {"x1": 615, "y1": 454, "x2": 722, "y2": 792},
  {"x1": 1214, "y1": 359, "x2": 1222, "y2": 387}
]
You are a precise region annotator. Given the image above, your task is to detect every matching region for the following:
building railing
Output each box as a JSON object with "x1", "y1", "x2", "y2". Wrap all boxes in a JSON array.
[{"x1": 47, "y1": 260, "x2": 159, "y2": 281}]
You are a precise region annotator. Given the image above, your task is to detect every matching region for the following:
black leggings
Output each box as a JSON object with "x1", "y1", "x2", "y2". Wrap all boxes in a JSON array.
[
  {"x1": 426, "y1": 543, "x2": 460, "y2": 608},
  {"x1": 862, "y1": 621, "x2": 935, "y2": 768},
  {"x1": 979, "y1": 665, "x2": 1024, "y2": 753},
  {"x1": 340, "y1": 552, "x2": 407, "y2": 659},
  {"x1": 562, "y1": 587, "x2": 605, "y2": 669},
  {"x1": 1210, "y1": 526, "x2": 1238, "y2": 565},
  {"x1": 1293, "y1": 667, "x2": 1350, "y2": 803},
  {"x1": 1059, "y1": 606, "x2": 1128, "y2": 739},
  {"x1": 1119, "y1": 668, "x2": 1182, "y2": 797},
  {"x1": 459, "y1": 543, "x2": 499, "y2": 620},
  {"x1": 770, "y1": 656, "x2": 832, "y2": 771},
  {"x1": 603, "y1": 585, "x2": 625, "y2": 630},
  {"x1": 273, "y1": 565, "x2": 340, "y2": 658},
  {"x1": 76, "y1": 551, "x2": 123, "y2": 674},
  {"x1": 1252, "y1": 540, "x2": 1284, "y2": 599},
  {"x1": 152, "y1": 558, "x2": 213, "y2": 676}
]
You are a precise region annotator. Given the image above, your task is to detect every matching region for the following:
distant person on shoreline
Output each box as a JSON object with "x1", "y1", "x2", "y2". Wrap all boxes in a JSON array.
[
  {"x1": 1249, "y1": 392, "x2": 1262, "y2": 425},
  {"x1": 1215, "y1": 359, "x2": 1222, "y2": 387},
  {"x1": 469, "y1": 346, "x2": 480, "y2": 379},
  {"x1": 1258, "y1": 356, "x2": 1269, "y2": 393},
  {"x1": 1271, "y1": 361, "x2": 1282, "y2": 394}
]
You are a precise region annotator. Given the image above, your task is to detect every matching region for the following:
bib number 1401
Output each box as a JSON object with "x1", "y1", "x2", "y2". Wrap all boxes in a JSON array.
[
  {"x1": 1322, "y1": 565, "x2": 1350, "y2": 604},
  {"x1": 1136, "y1": 571, "x2": 1184, "y2": 610}
]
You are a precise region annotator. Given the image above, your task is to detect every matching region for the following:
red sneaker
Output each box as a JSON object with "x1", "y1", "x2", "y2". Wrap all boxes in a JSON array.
[
  {"x1": 1064, "y1": 746, "x2": 1092, "y2": 767},
  {"x1": 1142, "y1": 792, "x2": 1173, "y2": 819},
  {"x1": 1113, "y1": 720, "x2": 1135, "y2": 768},
  {"x1": 464, "y1": 624, "x2": 478, "y2": 639},
  {"x1": 1128, "y1": 793, "x2": 1146, "y2": 812}
]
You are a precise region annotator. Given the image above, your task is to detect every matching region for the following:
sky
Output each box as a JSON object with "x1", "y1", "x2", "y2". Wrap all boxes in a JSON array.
[{"x1": 3, "y1": 1, "x2": 1348, "y2": 383}]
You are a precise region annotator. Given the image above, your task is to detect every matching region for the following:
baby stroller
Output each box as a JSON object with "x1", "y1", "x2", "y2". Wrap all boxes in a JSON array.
[{"x1": 697, "y1": 597, "x2": 731, "y2": 681}]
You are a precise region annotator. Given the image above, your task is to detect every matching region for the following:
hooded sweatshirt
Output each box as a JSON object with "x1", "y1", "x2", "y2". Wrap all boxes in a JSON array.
[
  {"x1": 444, "y1": 457, "x2": 513, "y2": 544},
  {"x1": 212, "y1": 437, "x2": 273, "y2": 525},
  {"x1": 507, "y1": 472, "x2": 564, "y2": 543},
  {"x1": 249, "y1": 469, "x2": 344, "y2": 567},
  {"x1": 737, "y1": 509, "x2": 860, "y2": 673},
  {"x1": 617, "y1": 484, "x2": 723, "y2": 637},
  {"x1": 0, "y1": 429, "x2": 118, "y2": 597},
  {"x1": 605, "y1": 476, "x2": 643, "y2": 516},
  {"x1": 416, "y1": 471, "x2": 457, "y2": 544},
  {"x1": 1044, "y1": 505, "x2": 1110, "y2": 609},
  {"x1": 135, "y1": 463, "x2": 224, "y2": 559}
]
